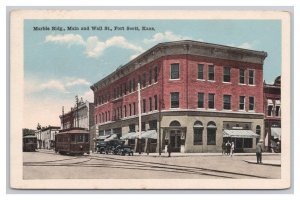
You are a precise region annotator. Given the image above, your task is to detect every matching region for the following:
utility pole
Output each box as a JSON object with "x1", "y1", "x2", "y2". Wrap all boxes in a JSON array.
[
  {"x1": 138, "y1": 83, "x2": 142, "y2": 154},
  {"x1": 62, "y1": 106, "x2": 64, "y2": 130},
  {"x1": 75, "y1": 95, "x2": 79, "y2": 128},
  {"x1": 158, "y1": 95, "x2": 162, "y2": 156}
]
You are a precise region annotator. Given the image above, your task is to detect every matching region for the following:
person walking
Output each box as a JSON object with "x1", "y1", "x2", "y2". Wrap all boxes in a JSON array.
[
  {"x1": 225, "y1": 140, "x2": 231, "y2": 155},
  {"x1": 230, "y1": 141, "x2": 235, "y2": 157},
  {"x1": 256, "y1": 142, "x2": 263, "y2": 164},
  {"x1": 167, "y1": 143, "x2": 172, "y2": 157},
  {"x1": 222, "y1": 142, "x2": 226, "y2": 155}
]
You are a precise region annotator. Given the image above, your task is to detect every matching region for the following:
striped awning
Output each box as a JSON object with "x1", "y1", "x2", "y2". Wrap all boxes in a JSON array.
[
  {"x1": 121, "y1": 130, "x2": 158, "y2": 140},
  {"x1": 223, "y1": 129, "x2": 260, "y2": 138},
  {"x1": 104, "y1": 134, "x2": 118, "y2": 141}
]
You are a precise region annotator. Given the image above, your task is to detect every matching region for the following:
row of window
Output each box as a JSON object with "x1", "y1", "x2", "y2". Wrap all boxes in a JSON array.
[
  {"x1": 95, "y1": 95, "x2": 159, "y2": 124},
  {"x1": 96, "y1": 66, "x2": 159, "y2": 106},
  {"x1": 171, "y1": 63, "x2": 255, "y2": 85},
  {"x1": 171, "y1": 92, "x2": 255, "y2": 111}
]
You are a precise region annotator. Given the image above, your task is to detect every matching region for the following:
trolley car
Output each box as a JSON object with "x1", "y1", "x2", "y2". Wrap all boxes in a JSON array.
[
  {"x1": 23, "y1": 135, "x2": 37, "y2": 152},
  {"x1": 55, "y1": 128, "x2": 90, "y2": 155}
]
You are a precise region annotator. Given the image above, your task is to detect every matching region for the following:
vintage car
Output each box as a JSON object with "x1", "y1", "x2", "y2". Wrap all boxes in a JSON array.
[{"x1": 120, "y1": 145, "x2": 134, "y2": 156}]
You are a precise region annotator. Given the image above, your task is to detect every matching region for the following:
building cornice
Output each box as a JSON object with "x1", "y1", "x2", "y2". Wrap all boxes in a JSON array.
[{"x1": 91, "y1": 40, "x2": 267, "y2": 91}]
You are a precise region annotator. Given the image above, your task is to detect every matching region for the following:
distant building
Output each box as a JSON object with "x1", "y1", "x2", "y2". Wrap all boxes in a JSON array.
[
  {"x1": 59, "y1": 98, "x2": 95, "y2": 151},
  {"x1": 36, "y1": 125, "x2": 60, "y2": 149},
  {"x1": 263, "y1": 76, "x2": 281, "y2": 152},
  {"x1": 22, "y1": 128, "x2": 35, "y2": 136},
  {"x1": 91, "y1": 40, "x2": 267, "y2": 153}
]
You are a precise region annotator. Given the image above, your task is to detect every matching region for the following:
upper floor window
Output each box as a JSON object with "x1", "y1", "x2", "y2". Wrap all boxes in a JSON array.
[
  {"x1": 170, "y1": 64, "x2": 179, "y2": 79},
  {"x1": 154, "y1": 66, "x2": 158, "y2": 82},
  {"x1": 198, "y1": 64, "x2": 204, "y2": 80},
  {"x1": 143, "y1": 73, "x2": 147, "y2": 87},
  {"x1": 239, "y1": 69, "x2": 245, "y2": 84},
  {"x1": 249, "y1": 96, "x2": 255, "y2": 111},
  {"x1": 132, "y1": 79, "x2": 136, "y2": 91},
  {"x1": 149, "y1": 69, "x2": 152, "y2": 85},
  {"x1": 275, "y1": 100, "x2": 281, "y2": 117},
  {"x1": 124, "y1": 105, "x2": 127, "y2": 117},
  {"x1": 208, "y1": 65, "x2": 215, "y2": 81},
  {"x1": 129, "y1": 104, "x2": 132, "y2": 116},
  {"x1": 239, "y1": 96, "x2": 245, "y2": 110},
  {"x1": 133, "y1": 102, "x2": 136, "y2": 115},
  {"x1": 149, "y1": 97, "x2": 152, "y2": 111},
  {"x1": 154, "y1": 95, "x2": 158, "y2": 110},
  {"x1": 223, "y1": 95, "x2": 231, "y2": 110},
  {"x1": 223, "y1": 67, "x2": 231, "y2": 82},
  {"x1": 249, "y1": 70, "x2": 255, "y2": 85},
  {"x1": 170, "y1": 92, "x2": 179, "y2": 108},
  {"x1": 143, "y1": 99, "x2": 146, "y2": 113},
  {"x1": 198, "y1": 93, "x2": 204, "y2": 108},
  {"x1": 208, "y1": 93, "x2": 215, "y2": 109}
]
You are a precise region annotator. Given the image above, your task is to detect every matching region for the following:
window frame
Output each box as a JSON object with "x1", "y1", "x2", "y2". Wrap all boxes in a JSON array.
[
  {"x1": 239, "y1": 69, "x2": 245, "y2": 84},
  {"x1": 170, "y1": 92, "x2": 180, "y2": 108},
  {"x1": 223, "y1": 66, "x2": 231, "y2": 83},
  {"x1": 198, "y1": 93, "x2": 204, "y2": 108},
  {"x1": 208, "y1": 93, "x2": 215, "y2": 109},
  {"x1": 208, "y1": 65, "x2": 215, "y2": 81},
  {"x1": 239, "y1": 96, "x2": 245, "y2": 110},
  {"x1": 170, "y1": 63, "x2": 180, "y2": 80},
  {"x1": 197, "y1": 64, "x2": 204, "y2": 80},
  {"x1": 249, "y1": 96, "x2": 255, "y2": 111},
  {"x1": 223, "y1": 95, "x2": 232, "y2": 110},
  {"x1": 248, "y1": 69, "x2": 255, "y2": 85}
]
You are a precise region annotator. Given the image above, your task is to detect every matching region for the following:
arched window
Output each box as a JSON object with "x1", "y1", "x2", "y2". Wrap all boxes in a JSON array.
[
  {"x1": 193, "y1": 121, "x2": 203, "y2": 145},
  {"x1": 169, "y1": 120, "x2": 181, "y2": 127},
  {"x1": 207, "y1": 121, "x2": 217, "y2": 145}
]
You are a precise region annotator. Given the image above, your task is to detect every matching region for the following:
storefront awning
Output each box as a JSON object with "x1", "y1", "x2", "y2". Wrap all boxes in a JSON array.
[
  {"x1": 98, "y1": 135, "x2": 110, "y2": 140},
  {"x1": 223, "y1": 129, "x2": 260, "y2": 138},
  {"x1": 120, "y1": 132, "x2": 137, "y2": 140},
  {"x1": 267, "y1": 99, "x2": 273, "y2": 105},
  {"x1": 141, "y1": 130, "x2": 157, "y2": 139},
  {"x1": 271, "y1": 127, "x2": 281, "y2": 140},
  {"x1": 121, "y1": 130, "x2": 158, "y2": 140},
  {"x1": 104, "y1": 134, "x2": 118, "y2": 141}
]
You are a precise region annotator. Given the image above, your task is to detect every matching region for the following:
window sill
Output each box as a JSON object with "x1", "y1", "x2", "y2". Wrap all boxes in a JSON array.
[
  {"x1": 207, "y1": 80, "x2": 215, "y2": 82},
  {"x1": 169, "y1": 79, "x2": 180, "y2": 81},
  {"x1": 222, "y1": 82, "x2": 232, "y2": 84},
  {"x1": 238, "y1": 83, "x2": 246, "y2": 86},
  {"x1": 197, "y1": 79, "x2": 205, "y2": 81},
  {"x1": 248, "y1": 84, "x2": 256, "y2": 86}
]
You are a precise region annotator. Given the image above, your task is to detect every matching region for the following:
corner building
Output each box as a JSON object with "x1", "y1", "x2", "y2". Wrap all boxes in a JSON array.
[{"x1": 91, "y1": 40, "x2": 267, "y2": 153}]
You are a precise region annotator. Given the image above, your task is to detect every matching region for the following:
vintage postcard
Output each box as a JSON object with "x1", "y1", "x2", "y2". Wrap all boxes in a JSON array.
[{"x1": 10, "y1": 9, "x2": 291, "y2": 189}]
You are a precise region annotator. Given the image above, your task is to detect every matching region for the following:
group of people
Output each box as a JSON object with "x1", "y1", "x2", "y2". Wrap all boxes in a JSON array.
[{"x1": 222, "y1": 141, "x2": 235, "y2": 156}]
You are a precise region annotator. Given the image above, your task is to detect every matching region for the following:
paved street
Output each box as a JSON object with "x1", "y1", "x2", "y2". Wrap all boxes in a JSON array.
[{"x1": 23, "y1": 150, "x2": 281, "y2": 179}]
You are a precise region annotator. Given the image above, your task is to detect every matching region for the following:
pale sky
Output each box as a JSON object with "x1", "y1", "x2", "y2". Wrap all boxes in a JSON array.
[{"x1": 24, "y1": 19, "x2": 281, "y2": 129}]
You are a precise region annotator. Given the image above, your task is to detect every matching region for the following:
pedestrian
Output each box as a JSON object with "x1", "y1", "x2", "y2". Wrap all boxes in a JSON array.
[
  {"x1": 222, "y1": 142, "x2": 226, "y2": 155},
  {"x1": 225, "y1": 140, "x2": 231, "y2": 155},
  {"x1": 230, "y1": 141, "x2": 235, "y2": 157},
  {"x1": 167, "y1": 143, "x2": 172, "y2": 157},
  {"x1": 256, "y1": 142, "x2": 263, "y2": 164}
]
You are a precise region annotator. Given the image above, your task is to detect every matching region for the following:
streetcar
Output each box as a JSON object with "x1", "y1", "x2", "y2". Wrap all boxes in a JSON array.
[
  {"x1": 23, "y1": 135, "x2": 37, "y2": 152},
  {"x1": 55, "y1": 128, "x2": 90, "y2": 156}
]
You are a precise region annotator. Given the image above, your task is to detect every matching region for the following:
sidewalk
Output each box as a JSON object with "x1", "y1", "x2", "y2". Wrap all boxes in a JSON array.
[
  {"x1": 131, "y1": 152, "x2": 280, "y2": 157},
  {"x1": 243, "y1": 160, "x2": 281, "y2": 166}
]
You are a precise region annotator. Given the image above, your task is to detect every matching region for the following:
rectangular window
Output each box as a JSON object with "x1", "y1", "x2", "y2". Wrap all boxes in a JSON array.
[
  {"x1": 143, "y1": 73, "x2": 147, "y2": 87},
  {"x1": 129, "y1": 80, "x2": 132, "y2": 92},
  {"x1": 208, "y1": 65, "x2": 215, "y2": 81},
  {"x1": 267, "y1": 105, "x2": 273, "y2": 116},
  {"x1": 129, "y1": 124, "x2": 136, "y2": 132},
  {"x1": 223, "y1": 95, "x2": 231, "y2": 110},
  {"x1": 170, "y1": 63, "x2": 179, "y2": 79},
  {"x1": 142, "y1": 122, "x2": 146, "y2": 131},
  {"x1": 207, "y1": 128, "x2": 216, "y2": 145},
  {"x1": 275, "y1": 106, "x2": 280, "y2": 116},
  {"x1": 239, "y1": 96, "x2": 245, "y2": 110},
  {"x1": 114, "y1": 88, "x2": 116, "y2": 99},
  {"x1": 124, "y1": 105, "x2": 127, "y2": 117},
  {"x1": 149, "y1": 69, "x2": 152, "y2": 85},
  {"x1": 249, "y1": 96, "x2": 255, "y2": 111},
  {"x1": 132, "y1": 79, "x2": 136, "y2": 91},
  {"x1": 133, "y1": 102, "x2": 136, "y2": 115},
  {"x1": 129, "y1": 104, "x2": 132, "y2": 116},
  {"x1": 249, "y1": 70, "x2": 255, "y2": 85},
  {"x1": 198, "y1": 93, "x2": 204, "y2": 108},
  {"x1": 149, "y1": 120, "x2": 157, "y2": 130},
  {"x1": 193, "y1": 128, "x2": 203, "y2": 145},
  {"x1": 149, "y1": 97, "x2": 152, "y2": 111},
  {"x1": 239, "y1": 69, "x2": 245, "y2": 84},
  {"x1": 143, "y1": 99, "x2": 146, "y2": 113},
  {"x1": 154, "y1": 66, "x2": 158, "y2": 82},
  {"x1": 120, "y1": 85, "x2": 122, "y2": 96},
  {"x1": 124, "y1": 83, "x2": 127, "y2": 95},
  {"x1": 208, "y1": 93, "x2": 215, "y2": 109},
  {"x1": 154, "y1": 95, "x2": 158, "y2": 110},
  {"x1": 171, "y1": 92, "x2": 179, "y2": 108},
  {"x1": 223, "y1": 67, "x2": 231, "y2": 82},
  {"x1": 198, "y1": 64, "x2": 204, "y2": 80}
]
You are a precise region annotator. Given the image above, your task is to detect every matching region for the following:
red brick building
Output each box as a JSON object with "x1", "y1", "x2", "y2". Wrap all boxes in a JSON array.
[
  {"x1": 91, "y1": 40, "x2": 267, "y2": 153},
  {"x1": 264, "y1": 76, "x2": 281, "y2": 152}
]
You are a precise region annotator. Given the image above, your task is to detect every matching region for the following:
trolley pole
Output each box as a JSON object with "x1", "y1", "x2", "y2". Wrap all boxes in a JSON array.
[
  {"x1": 138, "y1": 83, "x2": 142, "y2": 154},
  {"x1": 75, "y1": 95, "x2": 79, "y2": 128},
  {"x1": 62, "y1": 106, "x2": 64, "y2": 130}
]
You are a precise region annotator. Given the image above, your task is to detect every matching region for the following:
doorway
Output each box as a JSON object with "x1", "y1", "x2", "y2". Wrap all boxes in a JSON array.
[{"x1": 170, "y1": 130, "x2": 181, "y2": 152}]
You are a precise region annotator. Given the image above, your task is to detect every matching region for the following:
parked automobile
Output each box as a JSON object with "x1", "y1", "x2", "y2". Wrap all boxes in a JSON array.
[
  {"x1": 96, "y1": 141, "x2": 107, "y2": 154},
  {"x1": 120, "y1": 145, "x2": 134, "y2": 156}
]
